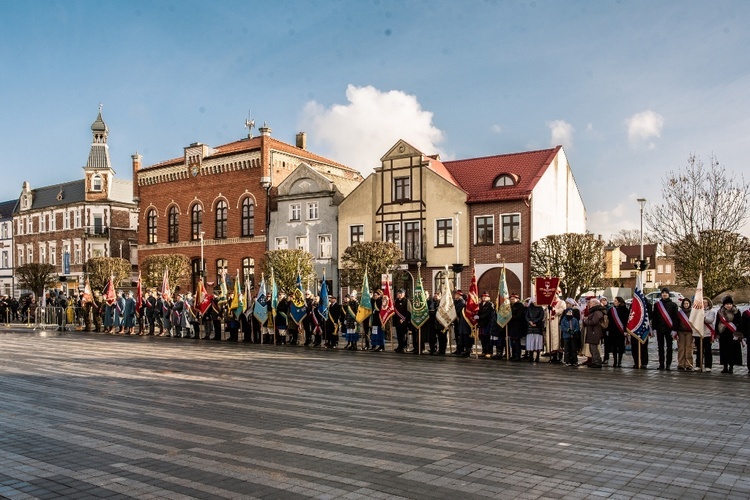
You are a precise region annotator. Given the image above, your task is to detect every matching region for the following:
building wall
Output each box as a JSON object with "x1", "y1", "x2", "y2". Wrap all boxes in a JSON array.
[
  {"x1": 0, "y1": 218, "x2": 13, "y2": 297},
  {"x1": 530, "y1": 149, "x2": 586, "y2": 241}
]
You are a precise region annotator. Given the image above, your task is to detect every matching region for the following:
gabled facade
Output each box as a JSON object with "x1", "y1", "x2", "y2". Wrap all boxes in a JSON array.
[
  {"x1": 12, "y1": 110, "x2": 138, "y2": 296},
  {"x1": 0, "y1": 200, "x2": 15, "y2": 296},
  {"x1": 443, "y1": 146, "x2": 586, "y2": 298},
  {"x1": 135, "y1": 127, "x2": 360, "y2": 294},
  {"x1": 269, "y1": 162, "x2": 363, "y2": 295},
  {"x1": 338, "y1": 140, "x2": 470, "y2": 296}
]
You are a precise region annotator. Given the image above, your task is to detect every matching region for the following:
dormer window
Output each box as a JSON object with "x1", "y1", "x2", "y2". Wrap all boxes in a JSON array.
[
  {"x1": 493, "y1": 174, "x2": 517, "y2": 187},
  {"x1": 92, "y1": 174, "x2": 102, "y2": 191}
]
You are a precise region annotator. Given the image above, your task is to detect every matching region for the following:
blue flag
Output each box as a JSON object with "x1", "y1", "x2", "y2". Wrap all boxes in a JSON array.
[
  {"x1": 318, "y1": 273, "x2": 329, "y2": 321},
  {"x1": 253, "y1": 276, "x2": 268, "y2": 324},
  {"x1": 627, "y1": 275, "x2": 651, "y2": 344},
  {"x1": 289, "y1": 273, "x2": 307, "y2": 325}
]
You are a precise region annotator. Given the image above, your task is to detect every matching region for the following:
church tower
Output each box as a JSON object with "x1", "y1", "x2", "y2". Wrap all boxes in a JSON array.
[{"x1": 84, "y1": 105, "x2": 115, "y2": 202}]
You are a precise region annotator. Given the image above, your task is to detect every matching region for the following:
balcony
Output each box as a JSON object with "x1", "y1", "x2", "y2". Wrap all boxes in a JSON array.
[{"x1": 83, "y1": 225, "x2": 109, "y2": 238}]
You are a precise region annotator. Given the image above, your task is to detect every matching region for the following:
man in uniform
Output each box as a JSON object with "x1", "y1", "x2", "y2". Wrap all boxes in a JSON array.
[
  {"x1": 477, "y1": 292, "x2": 495, "y2": 358},
  {"x1": 393, "y1": 289, "x2": 412, "y2": 353},
  {"x1": 326, "y1": 295, "x2": 342, "y2": 348},
  {"x1": 343, "y1": 293, "x2": 359, "y2": 350},
  {"x1": 651, "y1": 287, "x2": 678, "y2": 370}
]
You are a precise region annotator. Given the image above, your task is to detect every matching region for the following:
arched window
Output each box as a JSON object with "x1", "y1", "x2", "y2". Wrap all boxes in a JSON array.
[
  {"x1": 191, "y1": 204, "x2": 203, "y2": 241},
  {"x1": 215, "y1": 200, "x2": 227, "y2": 239},
  {"x1": 493, "y1": 174, "x2": 517, "y2": 187},
  {"x1": 241, "y1": 198, "x2": 255, "y2": 237},
  {"x1": 168, "y1": 206, "x2": 179, "y2": 243},
  {"x1": 147, "y1": 209, "x2": 157, "y2": 244},
  {"x1": 241, "y1": 257, "x2": 255, "y2": 290},
  {"x1": 92, "y1": 174, "x2": 102, "y2": 191}
]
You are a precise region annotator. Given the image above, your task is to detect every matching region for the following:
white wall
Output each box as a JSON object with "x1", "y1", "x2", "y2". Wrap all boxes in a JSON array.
[{"x1": 531, "y1": 148, "x2": 586, "y2": 241}]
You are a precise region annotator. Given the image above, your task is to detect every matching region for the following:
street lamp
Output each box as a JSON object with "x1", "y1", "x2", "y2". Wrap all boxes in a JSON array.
[
  {"x1": 637, "y1": 198, "x2": 647, "y2": 284},
  {"x1": 451, "y1": 211, "x2": 464, "y2": 289},
  {"x1": 199, "y1": 231, "x2": 205, "y2": 279}
]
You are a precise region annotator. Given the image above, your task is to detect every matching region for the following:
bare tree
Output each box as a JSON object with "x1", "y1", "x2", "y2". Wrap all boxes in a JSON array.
[
  {"x1": 673, "y1": 230, "x2": 750, "y2": 298},
  {"x1": 608, "y1": 229, "x2": 655, "y2": 247},
  {"x1": 530, "y1": 233, "x2": 605, "y2": 299},
  {"x1": 646, "y1": 154, "x2": 749, "y2": 246}
]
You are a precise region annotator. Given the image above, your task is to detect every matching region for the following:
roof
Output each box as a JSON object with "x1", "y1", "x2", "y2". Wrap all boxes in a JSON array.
[
  {"x1": 27, "y1": 180, "x2": 86, "y2": 210},
  {"x1": 0, "y1": 200, "x2": 17, "y2": 220},
  {"x1": 442, "y1": 146, "x2": 562, "y2": 203},
  {"x1": 141, "y1": 135, "x2": 359, "y2": 176},
  {"x1": 425, "y1": 156, "x2": 462, "y2": 190}
]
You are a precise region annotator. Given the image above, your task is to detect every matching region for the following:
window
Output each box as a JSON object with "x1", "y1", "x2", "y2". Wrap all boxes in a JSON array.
[
  {"x1": 28, "y1": 245, "x2": 33, "y2": 263},
  {"x1": 147, "y1": 209, "x2": 157, "y2": 244},
  {"x1": 475, "y1": 216, "x2": 494, "y2": 245},
  {"x1": 39, "y1": 244, "x2": 46, "y2": 264},
  {"x1": 404, "y1": 221, "x2": 420, "y2": 260},
  {"x1": 393, "y1": 177, "x2": 411, "y2": 201},
  {"x1": 276, "y1": 237, "x2": 288, "y2": 250},
  {"x1": 241, "y1": 198, "x2": 255, "y2": 237},
  {"x1": 501, "y1": 214, "x2": 520, "y2": 243},
  {"x1": 350, "y1": 225, "x2": 364, "y2": 245},
  {"x1": 74, "y1": 243, "x2": 81, "y2": 264},
  {"x1": 290, "y1": 203, "x2": 301, "y2": 221},
  {"x1": 50, "y1": 246, "x2": 56, "y2": 266},
  {"x1": 657, "y1": 265, "x2": 664, "y2": 274},
  {"x1": 296, "y1": 235, "x2": 309, "y2": 251},
  {"x1": 665, "y1": 264, "x2": 672, "y2": 274},
  {"x1": 242, "y1": 257, "x2": 255, "y2": 290},
  {"x1": 307, "y1": 202, "x2": 319, "y2": 220},
  {"x1": 384, "y1": 222, "x2": 400, "y2": 246},
  {"x1": 18, "y1": 248, "x2": 23, "y2": 266},
  {"x1": 215, "y1": 200, "x2": 227, "y2": 239},
  {"x1": 216, "y1": 259, "x2": 228, "y2": 285},
  {"x1": 630, "y1": 271, "x2": 637, "y2": 277},
  {"x1": 49, "y1": 213, "x2": 56, "y2": 231},
  {"x1": 63, "y1": 211, "x2": 70, "y2": 230},
  {"x1": 1, "y1": 223, "x2": 7, "y2": 239},
  {"x1": 168, "y1": 206, "x2": 179, "y2": 243},
  {"x1": 1, "y1": 251, "x2": 7, "y2": 268},
  {"x1": 318, "y1": 235, "x2": 332, "y2": 259},
  {"x1": 436, "y1": 218, "x2": 453, "y2": 246},
  {"x1": 191, "y1": 204, "x2": 203, "y2": 240},
  {"x1": 74, "y1": 210, "x2": 81, "y2": 229},
  {"x1": 493, "y1": 174, "x2": 516, "y2": 187},
  {"x1": 92, "y1": 174, "x2": 102, "y2": 191},
  {"x1": 39, "y1": 214, "x2": 46, "y2": 233},
  {"x1": 647, "y1": 271, "x2": 653, "y2": 282},
  {"x1": 27, "y1": 217, "x2": 32, "y2": 234}
]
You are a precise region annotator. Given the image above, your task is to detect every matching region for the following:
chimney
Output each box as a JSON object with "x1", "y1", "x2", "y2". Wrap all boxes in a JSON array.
[
  {"x1": 132, "y1": 152, "x2": 142, "y2": 202},
  {"x1": 259, "y1": 122, "x2": 272, "y2": 137},
  {"x1": 296, "y1": 132, "x2": 307, "y2": 150}
]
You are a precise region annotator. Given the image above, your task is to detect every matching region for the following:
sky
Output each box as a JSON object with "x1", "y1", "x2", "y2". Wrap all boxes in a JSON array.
[{"x1": 1, "y1": 0, "x2": 748, "y2": 239}]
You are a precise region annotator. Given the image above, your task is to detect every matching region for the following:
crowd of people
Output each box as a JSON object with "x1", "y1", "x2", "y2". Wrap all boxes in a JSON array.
[{"x1": 7, "y1": 285, "x2": 750, "y2": 374}]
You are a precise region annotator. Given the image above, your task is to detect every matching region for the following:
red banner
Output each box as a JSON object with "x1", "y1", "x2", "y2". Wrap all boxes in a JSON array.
[
  {"x1": 534, "y1": 277, "x2": 560, "y2": 306},
  {"x1": 464, "y1": 266, "x2": 479, "y2": 327}
]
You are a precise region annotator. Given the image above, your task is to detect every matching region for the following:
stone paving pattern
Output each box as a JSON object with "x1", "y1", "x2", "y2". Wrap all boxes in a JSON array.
[{"x1": 1, "y1": 329, "x2": 750, "y2": 499}]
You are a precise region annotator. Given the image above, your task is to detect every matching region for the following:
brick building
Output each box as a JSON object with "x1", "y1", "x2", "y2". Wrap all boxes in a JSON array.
[
  {"x1": 135, "y1": 126, "x2": 359, "y2": 294},
  {"x1": 13, "y1": 110, "x2": 138, "y2": 297}
]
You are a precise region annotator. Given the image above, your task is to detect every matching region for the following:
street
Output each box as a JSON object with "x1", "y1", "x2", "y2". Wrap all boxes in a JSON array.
[{"x1": 1, "y1": 329, "x2": 749, "y2": 499}]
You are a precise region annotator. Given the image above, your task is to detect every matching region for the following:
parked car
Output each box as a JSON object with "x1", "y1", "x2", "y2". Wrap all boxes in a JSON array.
[{"x1": 645, "y1": 290, "x2": 684, "y2": 305}]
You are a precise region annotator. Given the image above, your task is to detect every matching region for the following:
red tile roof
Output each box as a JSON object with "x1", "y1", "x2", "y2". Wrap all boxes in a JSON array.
[
  {"x1": 425, "y1": 157, "x2": 462, "y2": 190},
  {"x1": 443, "y1": 146, "x2": 562, "y2": 203}
]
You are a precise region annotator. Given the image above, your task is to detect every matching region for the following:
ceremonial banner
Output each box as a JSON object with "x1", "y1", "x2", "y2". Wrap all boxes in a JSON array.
[
  {"x1": 244, "y1": 277, "x2": 254, "y2": 320},
  {"x1": 135, "y1": 274, "x2": 143, "y2": 314},
  {"x1": 81, "y1": 279, "x2": 93, "y2": 306},
  {"x1": 289, "y1": 273, "x2": 308, "y2": 325},
  {"x1": 270, "y1": 270, "x2": 278, "y2": 321},
  {"x1": 534, "y1": 277, "x2": 560, "y2": 306},
  {"x1": 380, "y1": 275, "x2": 395, "y2": 326},
  {"x1": 253, "y1": 275, "x2": 268, "y2": 324},
  {"x1": 496, "y1": 266, "x2": 512, "y2": 327},
  {"x1": 689, "y1": 272, "x2": 705, "y2": 336},
  {"x1": 411, "y1": 274, "x2": 429, "y2": 329},
  {"x1": 464, "y1": 266, "x2": 479, "y2": 327},
  {"x1": 230, "y1": 270, "x2": 244, "y2": 316},
  {"x1": 219, "y1": 269, "x2": 228, "y2": 300},
  {"x1": 437, "y1": 267, "x2": 457, "y2": 329},
  {"x1": 103, "y1": 275, "x2": 116, "y2": 306},
  {"x1": 160, "y1": 268, "x2": 171, "y2": 301},
  {"x1": 318, "y1": 272, "x2": 329, "y2": 321},
  {"x1": 627, "y1": 275, "x2": 651, "y2": 343},
  {"x1": 196, "y1": 280, "x2": 213, "y2": 315},
  {"x1": 355, "y1": 271, "x2": 372, "y2": 324}
]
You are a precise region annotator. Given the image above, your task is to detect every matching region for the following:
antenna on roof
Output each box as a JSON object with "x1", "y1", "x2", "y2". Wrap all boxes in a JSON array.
[{"x1": 245, "y1": 110, "x2": 255, "y2": 139}]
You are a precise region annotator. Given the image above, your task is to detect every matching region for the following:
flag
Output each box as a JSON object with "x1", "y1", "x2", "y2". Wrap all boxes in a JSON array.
[
  {"x1": 689, "y1": 272, "x2": 705, "y2": 336},
  {"x1": 81, "y1": 279, "x2": 93, "y2": 306},
  {"x1": 230, "y1": 270, "x2": 244, "y2": 316},
  {"x1": 627, "y1": 274, "x2": 651, "y2": 343},
  {"x1": 253, "y1": 274, "x2": 268, "y2": 324},
  {"x1": 160, "y1": 268, "x2": 171, "y2": 301},
  {"x1": 135, "y1": 273, "x2": 143, "y2": 314},
  {"x1": 269, "y1": 270, "x2": 277, "y2": 320},
  {"x1": 219, "y1": 269, "x2": 228, "y2": 300},
  {"x1": 196, "y1": 280, "x2": 213, "y2": 315},
  {"x1": 244, "y1": 277, "x2": 254, "y2": 319},
  {"x1": 379, "y1": 275, "x2": 395, "y2": 326},
  {"x1": 411, "y1": 274, "x2": 429, "y2": 329},
  {"x1": 103, "y1": 275, "x2": 116, "y2": 306},
  {"x1": 464, "y1": 265, "x2": 479, "y2": 327},
  {"x1": 355, "y1": 270, "x2": 372, "y2": 324},
  {"x1": 318, "y1": 272, "x2": 329, "y2": 321},
  {"x1": 496, "y1": 265, "x2": 512, "y2": 327},
  {"x1": 290, "y1": 272, "x2": 307, "y2": 325},
  {"x1": 437, "y1": 267, "x2": 457, "y2": 328},
  {"x1": 534, "y1": 276, "x2": 560, "y2": 306}
]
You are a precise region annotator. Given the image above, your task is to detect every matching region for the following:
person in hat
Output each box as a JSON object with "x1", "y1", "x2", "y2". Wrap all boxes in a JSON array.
[
  {"x1": 717, "y1": 296, "x2": 742, "y2": 373},
  {"x1": 525, "y1": 297, "x2": 546, "y2": 363},
  {"x1": 452, "y1": 289, "x2": 473, "y2": 357},
  {"x1": 123, "y1": 290, "x2": 137, "y2": 335},
  {"x1": 325, "y1": 295, "x2": 342, "y2": 348},
  {"x1": 342, "y1": 293, "x2": 359, "y2": 350},
  {"x1": 393, "y1": 289, "x2": 411, "y2": 353},
  {"x1": 477, "y1": 292, "x2": 495, "y2": 358},
  {"x1": 695, "y1": 297, "x2": 715, "y2": 372},
  {"x1": 651, "y1": 287, "x2": 679, "y2": 370},
  {"x1": 583, "y1": 298, "x2": 606, "y2": 368},
  {"x1": 507, "y1": 293, "x2": 526, "y2": 360}
]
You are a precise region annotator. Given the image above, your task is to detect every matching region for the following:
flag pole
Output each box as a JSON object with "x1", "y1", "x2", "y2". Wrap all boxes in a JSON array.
[{"x1": 505, "y1": 326, "x2": 510, "y2": 360}]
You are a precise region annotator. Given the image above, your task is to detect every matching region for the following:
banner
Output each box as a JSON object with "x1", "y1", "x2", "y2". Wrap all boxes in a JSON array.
[
  {"x1": 379, "y1": 275, "x2": 395, "y2": 326},
  {"x1": 196, "y1": 280, "x2": 213, "y2": 315},
  {"x1": 230, "y1": 270, "x2": 244, "y2": 316},
  {"x1": 437, "y1": 267, "x2": 457, "y2": 329},
  {"x1": 496, "y1": 266, "x2": 512, "y2": 327},
  {"x1": 411, "y1": 274, "x2": 429, "y2": 329},
  {"x1": 135, "y1": 274, "x2": 143, "y2": 314},
  {"x1": 289, "y1": 273, "x2": 307, "y2": 325},
  {"x1": 160, "y1": 268, "x2": 171, "y2": 302},
  {"x1": 464, "y1": 266, "x2": 479, "y2": 327},
  {"x1": 103, "y1": 275, "x2": 116, "y2": 306},
  {"x1": 627, "y1": 275, "x2": 651, "y2": 343},
  {"x1": 689, "y1": 272, "x2": 705, "y2": 336},
  {"x1": 318, "y1": 272, "x2": 329, "y2": 321},
  {"x1": 253, "y1": 275, "x2": 268, "y2": 324},
  {"x1": 81, "y1": 279, "x2": 93, "y2": 306},
  {"x1": 534, "y1": 276, "x2": 560, "y2": 306},
  {"x1": 355, "y1": 270, "x2": 372, "y2": 324}
]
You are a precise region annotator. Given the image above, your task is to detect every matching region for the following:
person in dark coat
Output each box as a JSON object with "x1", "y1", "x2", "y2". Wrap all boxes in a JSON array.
[
  {"x1": 583, "y1": 298, "x2": 606, "y2": 368},
  {"x1": 275, "y1": 292, "x2": 289, "y2": 345},
  {"x1": 452, "y1": 290, "x2": 473, "y2": 357},
  {"x1": 608, "y1": 297, "x2": 629, "y2": 367},
  {"x1": 716, "y1": 295, "x2": 742, "y2": 373},
  {"x1": 507, "y1": 294, "x2": 526, "y2": 361},
  {"x1": 393, "y1": 289, "x2": 411, "y2": 353},
  {"x1": 651, "y1": 287, "x2": 679, "y2": 370},
  {"x1": 524, "y1": 299, "x2": 545, "y2": 363},
  {"x1": 560, "y1": 307, "x2": 581, "y2": 366},
  {"x1": 326, "y1": 296, "x2": 342, "y2": 348},
  {"x1": 122, "y1": 291, "x2": 137, "y2": 334},
  {"x1": 477, "y1": 292, "x2": 495, "y2": 358},
  {"x1": 342, "y1": 294, "x2": 359, "y2": 350},
  {"x1": 370, "y1": 290, "x2": 385, "y2": 352},
  {"x1": 742, "y1": 303, "x2": 750, "y2": 370}
]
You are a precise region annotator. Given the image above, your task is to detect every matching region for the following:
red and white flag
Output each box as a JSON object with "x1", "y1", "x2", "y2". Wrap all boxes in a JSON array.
[
  {"x1": 689, "y1": 272, "x2": 705, "y2": 336},
  {"x1": 379, "y1": 275, "x2": 395, "y2": 326},
  {"x1": 464, "y1": 265, "x2": 479, "y2": 327},
  {"x1": 160, "y1": 268, "x2": 171, "y2": 301}
]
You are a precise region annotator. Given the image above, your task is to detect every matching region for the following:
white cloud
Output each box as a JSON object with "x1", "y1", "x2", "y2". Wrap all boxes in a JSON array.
[
  {"x1": 586, "y1": 194, "x2": 644, "y2": 240},
  {"x1": 626, "y1": 110, "x2": 664, "y2": 149},
  {"x1": 299, "y1": 85, "x2": 446, "y2": 173},
  {"x1": 547, "y1": 120, "x2": 574, "y2": 149},
  {"x1": 491, "y1": 124, "x2": 503, "y2": 134}
]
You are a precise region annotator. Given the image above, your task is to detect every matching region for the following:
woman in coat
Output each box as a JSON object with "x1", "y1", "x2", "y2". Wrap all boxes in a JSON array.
[
  {"x1": 524, "y1": 299, "x2": 545, "y2": 363},
  {"x1": 694, "y1": 297, "x2": 715, "y2": 372},
  {"x1": 716, "y1": 295, "x2": 742, "y2": 373},
  {"x1": 608, "y1": 297, "x2": 629, "y2": 367},
  {"x1": 583, "y1": 298, "x2": 606, "y2": 368}
]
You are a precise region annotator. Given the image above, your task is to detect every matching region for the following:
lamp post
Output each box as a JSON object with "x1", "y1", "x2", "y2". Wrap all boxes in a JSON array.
[
  {"x1": 199, "y1": 231, "x2": 205, "y2": 280},
  {"x1": 451, "y1": 211, "x2": 464, "y2": 289},
  {"x1": 637, "y1": 198, "x2": 647, "y2": 285}
]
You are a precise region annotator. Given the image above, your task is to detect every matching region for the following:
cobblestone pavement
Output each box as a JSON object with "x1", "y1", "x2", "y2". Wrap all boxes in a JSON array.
[{"x1": 1, "y1": 329, "x2": 750, "y2": 500}]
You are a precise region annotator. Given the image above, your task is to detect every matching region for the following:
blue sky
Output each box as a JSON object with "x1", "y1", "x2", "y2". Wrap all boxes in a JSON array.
[{"x1": 1, "y1": 0, "x2": 748, "y2": 237}]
